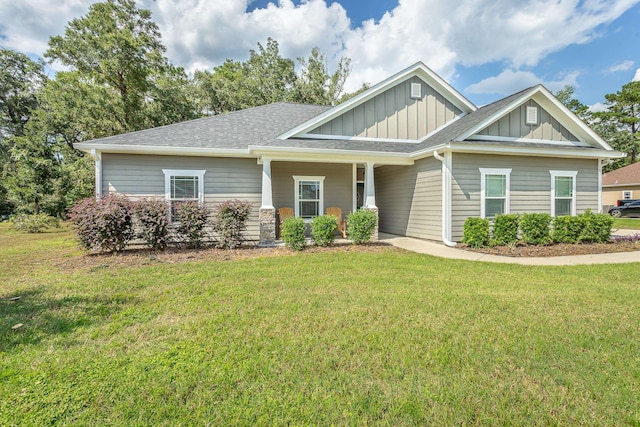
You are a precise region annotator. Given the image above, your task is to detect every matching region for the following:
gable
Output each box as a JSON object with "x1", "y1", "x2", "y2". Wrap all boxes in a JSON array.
[
  {"x1": 475, "y1": 100, "x2": 578, "y2": 142},
  {"x1": 308, "y1": 76, "x2": 464, "y2": 140}
]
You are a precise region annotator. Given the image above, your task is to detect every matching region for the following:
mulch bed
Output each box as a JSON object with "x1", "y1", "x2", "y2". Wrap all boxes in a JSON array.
[{"x1": 460, "y1": 240, "x2": 640, "y2": 257}]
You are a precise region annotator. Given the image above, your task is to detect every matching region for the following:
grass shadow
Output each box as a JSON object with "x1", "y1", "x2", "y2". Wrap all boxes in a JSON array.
[{"x1": 0, "y1": 287, "x2": 137, "y2": 352}]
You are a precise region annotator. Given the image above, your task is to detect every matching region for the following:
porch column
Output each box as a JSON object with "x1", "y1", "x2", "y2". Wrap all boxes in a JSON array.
[
  {"x1": 90, "y1": 149, "x2": 102, "y2": 199},
  {"x1": 259, "y1": 158, "x2": 276, "y2": 246},
  {"x1": 363, "y1": 161, "x2": 379, "y2": 241}
]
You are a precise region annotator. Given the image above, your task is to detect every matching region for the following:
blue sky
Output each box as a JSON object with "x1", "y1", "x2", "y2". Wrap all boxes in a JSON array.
[{"x1": 1, "y1": 0, "x2": 639, "y2": 108}]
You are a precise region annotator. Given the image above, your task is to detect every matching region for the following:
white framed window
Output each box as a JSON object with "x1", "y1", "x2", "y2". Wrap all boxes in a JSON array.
[
  {"x1": 293, "y1": 175, "x2": 325, "y2": 220},
  {"x1": 480, "y1": 168, "x2": 511, "y2": 218},
  {"x1": 162, "y1": 169, "x2": 206, "y2": 220},
  {"x1": 550, "y1": 170, "x2": 577, "y2": 216},
  {"x1": 623, "y1": 190, "x2": 633, "y2": 200}
]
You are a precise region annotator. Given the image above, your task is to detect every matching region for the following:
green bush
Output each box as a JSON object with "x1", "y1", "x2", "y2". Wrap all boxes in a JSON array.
[
  {"x1": 311, "y1": 215, "x2": 338, "y2": 246},
  {"x1": 213, "y1": 199, "x2": 253, "y2": 249},
  {"x1": 347, "y1": 209, "x2": 378, "y2": 244},
  {"x1": 462, "y1": 217, "x2": 490, "y2": 248},
  {"x1": 12, "y1": 213, "x2": 60, "y2": 233},
  {"x1": 492, "y1": 214, "x2": 520, "y2": 245},
  {"x1": 552, "y1": 215, "x2": 582, "y2": 244},
  {"x1": 173, "y1": 201, "x2": 210, "y2": 248},
  {"x1": 135, "y1": 198, "x2": 170, "y2": 250},
  {"x1": 578, "y1": 210, "x2": 613, "y2": 243},
  {"x1": 282, "y1": 216, "x2": 306, "y2": 251},
  {"x1": 521, "y1": 213, "x2": 552, "y2": 245}
]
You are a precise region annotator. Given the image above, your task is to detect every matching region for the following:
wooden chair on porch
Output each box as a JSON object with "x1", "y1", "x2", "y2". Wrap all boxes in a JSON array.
[
  {"x1": 325, "y1": 207, "x2": 347, "y2": 238},
  {"x1": 277, "y1": 207, "x2": 295, "y2": 237}
]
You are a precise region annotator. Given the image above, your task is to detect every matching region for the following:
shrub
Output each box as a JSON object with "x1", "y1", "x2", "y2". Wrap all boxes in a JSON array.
[
  {"x1": 347, "y1": 209, "x2": 378, "y2": 244},
  {"x1": 213, "y1": 199, "x2": 253, "y2": 249},
  {"x1": 135, "y1": 198, "x2": 170, "y2": 250},
  {"x1": 578, "y1": 210, "x2": 613, "y2": 243},
  {"x1": 552, "y1": 215, "x2": 582, "y2": 243},
  {"x1": 492, "y1": 214, "x2": 520, "y2": 245},
  {"x1": 69, "y1": 195, "x2": 135, "y2": 252},
  {"x1": 12, "y1": 213, "x2": 60, "y2": 233},
  {"x1": 462, "y1": 217, "x2": 490, "y2": 248},
  {"x1": 173, "y1": 201, "x2": 210, "y2": 248},
  {"x1": 520, "y1": 213, "x2": 552, "y2": 245},
  {"x1": 311, "y1": 215, "x2": 338, "y2": 246},
  {"x1": 282, "y1": 216, "x2": 306, "y2": 250}
]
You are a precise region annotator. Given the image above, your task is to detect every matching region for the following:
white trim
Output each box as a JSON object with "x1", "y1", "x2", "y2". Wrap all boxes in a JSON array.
[
  {"x1": 550, "y1": 170, "x2": 577, "y2": 216},
  {"x1": 453, "y1": 85, "x2": 614, "y2": 151},
  {"x1": 363, "y1": 162, "x2": 377, "y2": 209},
  {"x1": 90, "y1": 149, "x2": 102, "y2": 198},
  {"x1": 479, "y1": 168, "x2": 512, "y2": 218},
  {"x1": 75, "y1": 143, "x2": 251, "y2": 158},
  {"x1": 293, "y1": 175, "x2": 325, "y2": 220},
  {"x1": 276, "y1": 61, "x2": 476, "y2": 140},
  {"x1": 352, "y1": 163, "x2": 357, "y2": 213},
  {"x1": 260, "y1": 158, "x2": 273, "y2": 209},
  {"x1": 249, "y1": 146, "x2": 414, "y2": 165},
  {"x1": 526, "y1": 106, "x2": 538, "y2": 125},
  {"x1": 622, "y1": 190, "x2": 633, "y2": 200},
  {"x1": 442, "y1": 143, "x2": 625, "y2": 160},
  {"x1": 598, "y1": 159, "x2": 603, "y2": 213},
  {"x1": 433, "y1": 151, "x2": 455, "y2": 246},
  {"x1": 469, "y1": 134, "x2": 590, "y2": 147}
]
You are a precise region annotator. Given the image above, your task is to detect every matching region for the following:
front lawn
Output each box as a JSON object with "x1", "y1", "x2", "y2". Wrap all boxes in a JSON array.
[
  {"x1": 1, "y1": 223, "x2": 639, "y2": 425},
  {"x1": 613, "y1": 217, "x2": 640, "y2": 230}
]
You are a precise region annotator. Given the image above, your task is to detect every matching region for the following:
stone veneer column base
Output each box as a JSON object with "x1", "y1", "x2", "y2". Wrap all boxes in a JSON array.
[
  {"x1": 259, "y1": 207, "x2": 276, "y2": 247},
  {"x1": 369, "y1": 207, "x2": 379, "y2": 242}
]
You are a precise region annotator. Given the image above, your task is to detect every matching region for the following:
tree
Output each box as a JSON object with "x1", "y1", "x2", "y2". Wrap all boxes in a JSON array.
[
  {"x1": 595, "y1": 81, "x2": 640, "y2": 166},
  {"x1": 45, "y1": 0, "x2": 169, "y2": 132},
  {"x1": 242, "y1": 38, "x2": 296, "y2": 107},
  {"x1": 555, "y1": 85, "x2": 591, "y2": 123},
  {"x1": 292, "y1": 47, "x2": 351, "y2": 106}
]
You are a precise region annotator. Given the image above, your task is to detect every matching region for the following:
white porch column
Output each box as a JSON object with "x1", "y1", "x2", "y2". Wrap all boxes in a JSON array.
[
  {"x1": 260, "y1": 158, "x2": 273, "y2": 209},
  {"x1": 364, "y1": 161, "x2": 377, "y2": 208},
  {"x1": 91, "y1": 149, "x2": 102, "y2": 199}
]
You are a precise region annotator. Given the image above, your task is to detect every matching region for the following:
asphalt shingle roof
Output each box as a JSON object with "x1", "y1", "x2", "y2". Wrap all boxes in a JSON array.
[{"x1": 603, "y1": 162, "x2": 640, "y2": 185}]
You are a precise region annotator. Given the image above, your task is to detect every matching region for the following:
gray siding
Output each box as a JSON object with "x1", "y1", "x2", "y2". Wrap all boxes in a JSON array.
[
  {"x1": 102, "y1": 153, "x2": 262, "y2": 240},
  {"x1": 311, "y1": 77, "x2": 462, "y2": 140},
  {"x1": 376, "y1": 157, "x2": 442, "y2": 241},
  {"x1": 272, "y1": 162, "x2": 353, "y2": 220},
  {"x1": 451, "y1": 153, "x2": 599, "y2": 241},
  {"x1": 477, "y1": 100, "x2": 577, "y2": 141}
]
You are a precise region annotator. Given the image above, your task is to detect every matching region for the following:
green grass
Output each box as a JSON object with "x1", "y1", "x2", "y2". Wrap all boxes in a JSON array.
[
  {"x1": 1, "y1": 223, "x2": 640, "y2": 425},
  {"x1": 613, "y1": 217, "x2": 640, "y2": 230}
]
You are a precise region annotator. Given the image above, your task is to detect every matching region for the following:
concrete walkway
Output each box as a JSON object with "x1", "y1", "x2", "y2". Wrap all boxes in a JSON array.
[{"x1": 378, "y1": 230, "x2": 640, "y2": 266}]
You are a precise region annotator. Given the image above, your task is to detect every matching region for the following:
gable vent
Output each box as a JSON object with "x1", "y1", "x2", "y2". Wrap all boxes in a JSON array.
[
  {"x1": 410, "y1": 82, "x2": 422, "y2": 99},
  {"x1": 526, "y1": 106, "x2": 538, "y2": 125}
]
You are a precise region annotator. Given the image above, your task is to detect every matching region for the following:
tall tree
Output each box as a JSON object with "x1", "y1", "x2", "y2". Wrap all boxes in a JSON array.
[
  {"x1": 554, "y1": 85, "x2": 591, "y2": 123},
  {"x1": 595, "y1": 81, "x2": 640, "y2": 166},
  {"x1": 292, "y1": 47, "x2": 351, "y2": 106},
  {"x1": 45, "y1": 0, "x2": 169, "y2": 132}
]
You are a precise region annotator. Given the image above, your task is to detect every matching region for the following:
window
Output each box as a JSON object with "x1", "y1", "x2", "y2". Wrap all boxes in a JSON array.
[
  {"x1": 163, "y1": 169, "x2": 205, "y2": 220},
  {"x1": 550, "y1": 170, "x2": 577, "y2": 216},
  {"x1": 480, "y1": 168, "x2": 511, "y2": 218},
  {"x1": 293, "y1": 176, "x2": 324, "y2": 220},
  {"x1": 623, "y1": 190, "x2": 633, "y2": 200}
]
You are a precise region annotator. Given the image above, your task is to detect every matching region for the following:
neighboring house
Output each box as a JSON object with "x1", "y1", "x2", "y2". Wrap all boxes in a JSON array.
[
  {"x1": 602, "y1": 162, "x2": 640, "y2": 208},
  {"x1": 74, "y1": 62, "x2": 623, "y2": 246}
]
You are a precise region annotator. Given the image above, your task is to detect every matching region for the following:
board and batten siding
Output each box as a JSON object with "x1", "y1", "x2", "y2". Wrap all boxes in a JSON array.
[
  {"x1": 102, "y1": 153, "x2": 263, "y2": 240},
  {"x1": 375, "y1": 157, "x2": 442, "y2": 241},
  {"x1": 271, "y1": 162, "x2": 353, "y2": 220},
  {"x1": 310, "y1": 77, "x2": 462, "y2": 140},
  {"x1": 476, "y1": 100, "x2": 578, "y2": 141},
  {"x1": 450, "y1": 153, "x2": 599, "y2": 241}
]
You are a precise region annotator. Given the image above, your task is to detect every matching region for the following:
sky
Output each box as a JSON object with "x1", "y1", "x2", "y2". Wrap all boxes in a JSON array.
[{"x1": 1, "y1": 0, "x2": 639, "y2": 109}]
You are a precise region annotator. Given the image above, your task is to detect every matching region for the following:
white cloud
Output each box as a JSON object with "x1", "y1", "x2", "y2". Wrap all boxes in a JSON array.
[
  {"x1": 634, "y1": 68, "x2": 640, "y2": 81},
  {"x1": 466, "y1": 69, "x2": 580, "y2": 95},
  {"x1": 0, "y1": 0, "x2": 638, "y2": 93},
  {"x1": 589, "y1": 102, "x2": 608, "y2": 112},
  {"x1": 606, "y1": 60, "x2": 634, "y2": 73}
]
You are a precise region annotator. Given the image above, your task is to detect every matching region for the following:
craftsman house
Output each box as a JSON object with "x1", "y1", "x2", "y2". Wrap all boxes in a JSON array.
[{"x1": 75, "y1": 62, "x2": 623, "y2": 246}]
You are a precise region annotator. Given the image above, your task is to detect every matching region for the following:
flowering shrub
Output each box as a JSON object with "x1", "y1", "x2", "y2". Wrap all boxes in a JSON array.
[
  {"x1": 69, "y1": 195, "x2": 134, "y2": 252},
  {"x1": 173, "y1": 201, "x2": 210, "y2": 248},
  {"x1": 347, "y1": 209, "x2": 377, "y2": 244},
  {"x1": 135, "y1": 198, "x2": 170, "y2": 250},
  {"x1": 212, "y1": 199, "x2": 253, "y2": 249},
  {"x1": 311, "y1": 215, "x2": 338, "y2": 246}
]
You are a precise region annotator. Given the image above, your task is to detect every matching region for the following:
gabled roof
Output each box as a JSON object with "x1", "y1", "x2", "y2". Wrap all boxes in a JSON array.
[
  {"x1": 603, "y1": 162, "x2": 640, "y2": 186},
  {"x1": 276, "y1": 61, "x2": 477, "y2": 140}
]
